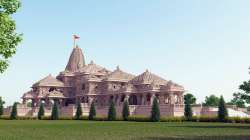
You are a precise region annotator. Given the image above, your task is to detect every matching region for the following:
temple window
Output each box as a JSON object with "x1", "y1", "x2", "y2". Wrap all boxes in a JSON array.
[
  {"x1": 146, "y1": 94, "x2": 151, "y2": 102},
  {"x1": 49, "y1": 87, "x2": 56, "y2": 92},
  {"x1": 120, "y1": 95, "x2": 125, "y2": 102},
  {"x1": 82, "y1": 84, "x2": 85, "y2": 90}
]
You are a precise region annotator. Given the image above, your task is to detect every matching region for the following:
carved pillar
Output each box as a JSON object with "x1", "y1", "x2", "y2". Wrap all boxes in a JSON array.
[
  {"x1": 45, "y1": 98, "x2": 49, "y2": 107},
  {"x1": 169, "y1": 92, "x2": 175, "y2": 105},
  {"x1": 150, "y1": 93, "x2": 155, "y2": 105},
  {"x1": 180, "y1": 95, "x2": 184, "y2": 104},
  {"x1": 88, "y1": 96, "x2": 94, "y2": 105},
  {"x1": 141, "y1": 94, "x2": 145, "y2": 105},
  {"x1": 159, "y1": 94, "x2": 164, "y2": 105},
  {"x1": 125, "y1": 94, "x2": 129, "y2": 102},
  {"x1": 117, "y1": 95, "x2": 121, "y2": 106}
]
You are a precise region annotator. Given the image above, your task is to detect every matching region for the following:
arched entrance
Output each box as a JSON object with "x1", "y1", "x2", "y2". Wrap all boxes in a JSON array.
[{"x1": 129, "y1": 95, "x2": 137, "y2": 105}]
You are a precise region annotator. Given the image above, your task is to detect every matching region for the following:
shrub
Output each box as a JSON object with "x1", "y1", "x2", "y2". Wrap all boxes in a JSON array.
[
  {"x1": 51, "y1": 102, "x2": 59, "y2": 120},
  {"x1": 10, "y1": 102, "x2": 17, "y2": 120},
  {"x1": 244, "y1": 117, "x2": 250, "y2": 123},
  {"x1": 75, "y1": 102, "x2": 82, "y2": 120},
  {"x1": 151, "y1": 97, "x2": 160, "y2": 122},
  {"x1": 161, "y1": 116, "x2": 184, "y2": 122},
  {"x1": 218, "y1": 96, "x2": 228, "y2": 122},
  {"x1": 89, "y1": 102, "x2": 96, "y2": 120},
  {"x1": 38, "y1": 103, "x2": 45, "y2": 120},
  {"x1": 94, "y1": 116, "x2": 107, "y2": 121},
  {"x1": 16, "y1": 116, "x2": 36, "y2": 120},
  {"x1": 108, "y1": 100, "x2": 116, "y2": 121},
  {"x1": 0, "y1": 115, "x2": 9, "y2": 120},
  {"x1": 198, "y1": 116, "x2": 218, "y2": 122},
  {"x1": 128, "y1": 115, "x2": 150, "y2": 122},
  {"x1": 122, "y1": 100, "x2": 130, "y2": 121}
]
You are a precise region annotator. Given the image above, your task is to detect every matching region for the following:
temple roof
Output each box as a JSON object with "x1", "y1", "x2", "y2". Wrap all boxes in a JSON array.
[
  {"x1": 32, "y1": 74, "x2": 64, "y2": 87},
  {"x1": 162, "y1": 80, "x2": 184, "y2": 91},
  {"x1": 65, "y1": 46, "x2": 85, "y2": 72},
  {"x1": 22, "y1": 90, "x2": 35, "y2": 99},
  {"x1": 130, "y1": 70, "x2": 168, "y2": 85},
  {"x1": 78, "y1": 61, "x2": 110, "y2": 75},
  {"x1": 104, "y1": 66, "x2": 135, "y2": 82}
]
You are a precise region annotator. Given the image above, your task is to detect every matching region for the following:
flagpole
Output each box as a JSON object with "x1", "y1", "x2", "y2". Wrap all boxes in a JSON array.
[{"x1": 73, "y1": 38, "x2": 76, "y2": 48}]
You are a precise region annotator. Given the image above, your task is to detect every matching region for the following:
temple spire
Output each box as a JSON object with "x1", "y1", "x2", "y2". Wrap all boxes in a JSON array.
[{"x1": 65, "y1": 44, "x2": 85, "y2": 72}]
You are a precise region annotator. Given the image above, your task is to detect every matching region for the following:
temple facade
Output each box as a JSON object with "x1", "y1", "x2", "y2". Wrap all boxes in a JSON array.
[{"x1": 18, "y1": 46, "x2": 185, "y2": 117}]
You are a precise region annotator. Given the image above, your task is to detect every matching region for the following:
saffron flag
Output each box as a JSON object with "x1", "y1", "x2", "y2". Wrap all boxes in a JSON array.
[{"x1": 73, "y1": 35, "x2": 80, "y2": 39}]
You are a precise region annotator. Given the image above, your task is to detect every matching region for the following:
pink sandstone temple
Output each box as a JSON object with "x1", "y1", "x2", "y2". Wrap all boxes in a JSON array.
[{"x1": 17, "y1": 45, "x2": 185, "y2": 117}]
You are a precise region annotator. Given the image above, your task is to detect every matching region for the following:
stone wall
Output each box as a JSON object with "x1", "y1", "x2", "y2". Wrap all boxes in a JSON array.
[{"x1": 3, "y1": 104, "x2": 184, "y2": 117}]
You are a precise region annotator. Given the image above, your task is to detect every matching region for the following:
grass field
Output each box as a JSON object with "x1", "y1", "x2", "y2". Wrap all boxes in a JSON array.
[{"x1": 0, "y1": 120, "x2": 250, "y2": 140}]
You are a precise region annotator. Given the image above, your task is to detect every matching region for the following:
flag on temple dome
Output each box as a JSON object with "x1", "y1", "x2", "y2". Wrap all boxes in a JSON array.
[{"x1": 73, "y1": 35, "x2": 80, "y2": 39}]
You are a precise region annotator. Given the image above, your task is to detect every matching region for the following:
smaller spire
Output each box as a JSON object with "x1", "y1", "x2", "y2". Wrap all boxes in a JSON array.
[
  {"x1": 90, "y1": 60, "x2": 94, "y2": 64},
  {"x1": 145, "y1": 69, "x2": 149, "y2": 72},
  {"x1": 116, "y1": 65, "x2": 120, "y2": 71}
]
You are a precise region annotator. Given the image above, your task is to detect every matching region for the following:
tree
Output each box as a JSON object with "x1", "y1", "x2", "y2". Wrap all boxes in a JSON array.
[
  {"x1": 10, "y1": 102, "x2": 17, "y2": 120},
  {"x1": 122, "y1": 100, "x2": 130, "y2": 121},
  {"x1": 235, "y1": 68, "x2": 250, "y2": 104},
  {"x1": 88, "y1": 101, "x2": 96, "y2": 120},
  {"x1": 203, "y1": 94, "x2": 220, "y2": 107},
  {"x1": 75, "y1": 101, "x2": 82, "y2": 120},
  {"x1": 37, "y1": 103, "x2": 45, "y2": 120},
  {"x1": 227, "y1": 93, "x2": 245, "y2": 108},
  {"x1": 0, "y1": 97, "x2": 5, "y2": 116},
  {"x1": 247, "y1": 106, "x2": 250, "y2": 112},
  {"x1": 0, "y1": 0, "x2": 22, "y2": 73},
  {"x1": 107, "y1": 100, "x2": 116, "y2": 121},
  {"x1": 218, "y1": 95, "x2": 228, "y2": 122},
  {"x1": 184, "y1": 94, "x2": 193, "y2": 121},
  {"x1": 184, "y1": 93, "x2": 196, "y2": 105},
  {"x1": 51, "y1": 102, "x2": 59, "y2": 120},
  {"x1": 151, "y1": 97, "x2": 160, "y2": 122}
]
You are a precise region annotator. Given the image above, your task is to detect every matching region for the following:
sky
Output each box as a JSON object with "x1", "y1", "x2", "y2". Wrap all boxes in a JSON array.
[{"x1": 1, "y1": 0, "x2": 250, "y2": 106}]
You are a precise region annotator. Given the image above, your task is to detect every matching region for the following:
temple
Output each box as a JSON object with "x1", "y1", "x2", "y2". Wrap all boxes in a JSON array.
[{"x1": 18, "y1": 45, "x2": 185, "y2": 117}]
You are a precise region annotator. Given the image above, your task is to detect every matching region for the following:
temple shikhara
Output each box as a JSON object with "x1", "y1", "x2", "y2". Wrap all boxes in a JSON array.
[{"x1": 7, "y1": 41, "x2": 187, "y2": 117}]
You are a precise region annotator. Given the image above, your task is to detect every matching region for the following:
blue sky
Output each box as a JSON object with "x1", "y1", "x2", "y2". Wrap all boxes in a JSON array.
[{"x1": 1, "y1": 0, "x2": 250, "y2": 105}]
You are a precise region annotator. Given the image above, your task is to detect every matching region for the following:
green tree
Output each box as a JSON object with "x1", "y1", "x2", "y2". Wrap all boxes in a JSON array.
[
  {"x1": 88, "y1": 101, "x2": 96, "y2": 120},
  {"x1": 184, "y1": 93, "x2": 196, "y2": 105},
  {"x1": 235, "y1": 68, "x2": 250, "y2": 104},
  {"x1": 247, "y1": 106, "x2": 250, "y2": 112},
  {"x1": 10, "y1": 102, "x2": 17, "y2": 120},
  {"x1": 218, "y1": 95, "x2": 228, "y2": 122},
  {"x1": 37, "y1": 103, "x2": 44, "y2": 120},
  {"x1": 51, "y1": 102, "x2": 59, "y2": 120},
  {"x1": 0, "y1": 97, "x2": 5, "y2": 116},
  {"x1": 75, "y1": 101, "x2": 82, "y2": 120},
  {"x1": 122, "y1": 100, "x2": 130, "y2": 121},
  {"x1": 203, "y1": 94, "x2": 220, "y2": 106},
  {"x1": 0, "y1": 0, "x2": 22, "y2": 73},
  {"x1": 151, "y1": 97, "x2": 160, "y2": 122},
  {"x1": 184, "y1": 94, "x2": 193, "y2": 121},
  {"x1": 108, "y1": 100, "x2": 116, "y2": 121},
  {"x1": 227, "y1": 93, "x2": 245, "y2": 108}
]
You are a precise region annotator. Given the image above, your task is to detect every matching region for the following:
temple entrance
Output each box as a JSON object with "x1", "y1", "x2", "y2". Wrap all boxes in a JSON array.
[
  {"x1": 65, "y1": 98, "x2": 74, "y2": 106},
  {"x1": 129, "y1": 95, "x2": 137, "y2": 105}
]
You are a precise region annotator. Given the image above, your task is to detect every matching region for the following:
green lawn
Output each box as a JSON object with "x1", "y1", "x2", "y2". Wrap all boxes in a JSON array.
[{"x1": 0, "y1": 120, "x2": 250, "y2": 140}]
